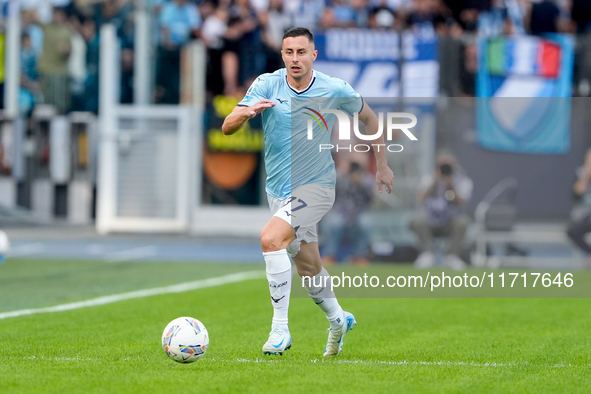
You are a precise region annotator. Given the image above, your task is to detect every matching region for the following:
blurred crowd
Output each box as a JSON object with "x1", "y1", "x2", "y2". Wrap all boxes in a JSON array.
[
  {"x1": 8, "y1": 0, "x2": 591, "y2": 115},
  {"x1": 16, "y1": 1, "x2": 134, "y2": 115}
]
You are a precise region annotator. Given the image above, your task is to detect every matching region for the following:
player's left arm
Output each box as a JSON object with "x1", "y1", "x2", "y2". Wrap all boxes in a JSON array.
[{"x1": 357, "y1": 101, "x2": 394, "y2": 194}]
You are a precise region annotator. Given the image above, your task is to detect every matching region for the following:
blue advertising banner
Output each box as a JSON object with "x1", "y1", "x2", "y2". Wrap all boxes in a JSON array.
[
  {"x1": 313, "y1": 29, "x2": 438, "y2": 97},
  {"x1": 476, "y1": 34, "x2": 574, "y2": 154}
]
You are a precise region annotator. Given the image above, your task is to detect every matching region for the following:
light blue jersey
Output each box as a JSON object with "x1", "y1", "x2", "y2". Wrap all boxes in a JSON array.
[{"x1": 237, "y1": 69, "x2": 363, "y2": 199}]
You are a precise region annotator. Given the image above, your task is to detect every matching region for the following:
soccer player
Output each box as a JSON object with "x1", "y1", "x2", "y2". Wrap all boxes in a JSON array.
[{"x1": 222, "y1": 27, "x2": 394, "y2": 357}]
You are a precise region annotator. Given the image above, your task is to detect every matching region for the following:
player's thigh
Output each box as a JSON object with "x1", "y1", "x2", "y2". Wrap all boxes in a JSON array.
[
  {"x1": 267, "y1": 185, "x2": 334, "y2": 256},
  {"x1": 283, "y1": 184, "x2": 335, "y2": 232}
]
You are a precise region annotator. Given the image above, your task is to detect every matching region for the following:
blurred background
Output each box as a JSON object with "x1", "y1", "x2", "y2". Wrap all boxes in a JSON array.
[{"x1": 0, "y1": 0, "x2": 590, "y2": 268}]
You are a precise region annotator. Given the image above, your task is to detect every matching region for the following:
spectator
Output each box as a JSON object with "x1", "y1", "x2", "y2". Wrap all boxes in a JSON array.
[
  {"x1": 321, "y1": 162, "x2": 375, "y2": 266},
  {"x1": 351, "y1": 0, "x2": 371, "y2": 28},
  {"x1": 20, "y1": 32, "x2": 41, "y2": 116},
  {"x1": 405, "y1": 0, "x2": 447, "y2": 32},
  {"x1": 202, "y1": 3, "x2": 237, "y2": 97},
  {"x1": 155, "y1": 0, "x2": 201, "y2": 103},
  {"x1": 70, "y1": 0, "x2": 96, "y2": 19},
  {"x1": 459, "y1": 42, "x2": 477, "y2": 96},
  {"x1": 528, "y1": 0, "x2": 560, "y2": 35},
  {"x1": 201, "y1": 1, "x2": 229, "y2": 50},
  {"x1": 20, "y1": 33, "x2": 38, "y2": 83},
  {"x1": 160, "y1": 0, "x2": 201, "y2": 49},
  {"x1": 368, "y1": 1, "x2": 397, "y2": 29},
  {"x1": 68, "y1": 15, "x2": 87, "y2": 111},
  {"x1": 38, "y1": 6, "x2": 74, "y2": 114},
  {"x1": 321, "y1": 0, "x2": 359, "y2": 29},
  {"x1": 147, "y1": 0, "x2": 168, "y2": 51},
  {"x1": 250, "y1": 0, "x2": 270, "y2": 13},
  {"x1": 572, "y1": 0, "x2": 591, "y2": 34},
  {"x1": 93, "y1": 0, "x2": 134, "y2": 47},
  {"x1": 478, "y1": 0, "x2": 525, "y2": 37},
  {"x1": 260, "y1": 0, "x2": 291, "y2": 72},
  {"x1": 21, "y1": 0, "x2": 72, "y2": 24},
  {"x1": 411, "y1": 153, "x2": 473, "y2": 270},
  {"x1": 21, "y1": 9, "x2": 44, "y2": 58},
  {"x1": 229, "y1": 0, "x2": 265, "y2": 87},
  {"x1": 286, "y1": 0, "x2": 326, "y2": 30},
  {"x1": 369, "y1": 0, "x2": 410, "y2": 9},
  {"x1": 81, "y1": 17, "x2": 99, "y2": 113},
  {"x1": 120, "y1": 46, "x2": 134, "y2": 104},
  {"x1": 444, "y1": 0, "x2": 492, "y2": 32},
  {"x1": 566, "y1": 148, "x2": 591, "y2": 267}
]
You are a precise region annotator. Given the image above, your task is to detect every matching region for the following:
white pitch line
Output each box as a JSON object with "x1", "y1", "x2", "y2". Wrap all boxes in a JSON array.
[
  {"x1": 0, "y1": 270, "x2": 265, "y2": 320},
  {"x1": 22, "y1": 356, "x2": 586, "y2": 369},
  {"x1": 235, "y1": 358, "x2": 581, "y2": 368},
  {"x1": 324, "y1": 359, "x2": 519, "y2": 367}
]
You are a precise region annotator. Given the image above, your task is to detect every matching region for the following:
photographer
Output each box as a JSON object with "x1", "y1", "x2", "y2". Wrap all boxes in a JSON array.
[
  {"x1": 566, "y1": 148, "x2": 591, "y2": 266},
  {"x1": 320, "y1": 162, "x2": 375, "y2": 266},
  {"x1": 410, "y1": 153, "x2": 473, "y2": 270}
]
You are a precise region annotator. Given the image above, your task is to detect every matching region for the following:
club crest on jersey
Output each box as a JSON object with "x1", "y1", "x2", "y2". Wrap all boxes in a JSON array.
[
  {"x1": 244, "y1": 86, "x2": 254, "y2": 100},
  {"x1": 244, "y1": 76, "x2": 266, "y2": 100}
]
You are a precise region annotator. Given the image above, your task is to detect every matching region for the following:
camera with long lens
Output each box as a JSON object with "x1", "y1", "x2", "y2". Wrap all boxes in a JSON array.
[{"x1": 440, "y1": 163, "x2": 453, "y2": 176}]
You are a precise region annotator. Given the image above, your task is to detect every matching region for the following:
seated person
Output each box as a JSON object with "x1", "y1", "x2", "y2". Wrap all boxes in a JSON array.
[
  {"x1": 321, "y1": 162, "x2": 374, "y2": 266},
  {"x1": 411, "y1": 153, "x2": 473, "y2": 270},
  {"x1": 567, "y1": 148, "x2": 591, "y2": 267}
]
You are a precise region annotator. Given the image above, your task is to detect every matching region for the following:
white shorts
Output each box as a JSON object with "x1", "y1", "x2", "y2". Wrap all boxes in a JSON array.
[{"x1": 267, "y1": 184, "x2": 335, "y2": 257}]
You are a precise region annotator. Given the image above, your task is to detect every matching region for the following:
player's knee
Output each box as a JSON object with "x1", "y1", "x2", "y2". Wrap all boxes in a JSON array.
[
  {"x1": 261, "y1": 232, "x2": 289, "y2": 253},
  {"x1": 296, "y1": 264, "x2": 321, "y2": 278}
]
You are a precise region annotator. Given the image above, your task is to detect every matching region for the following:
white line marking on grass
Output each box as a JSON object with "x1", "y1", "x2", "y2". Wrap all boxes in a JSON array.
[
  {"x1": 21, "y1": 356, "x2": 587, "y2": 368},
  {"x1": 103, "y1": 245, "x2": 158, "y2": 263},
  {"x1": 28, "y1": 356, "x2": 99, "y2": 361},
  {"x1": 234, "y1": 358, "x2": 582, "y2": 368},
  {"x1": 329, "y1": 359, "x2": 519, "y2": 367},
  {"x1": 235, "y1": 358, "x2": 279, "y2": 363},
  {"x1": 0, "y1": 270, "x2": 265, "y2": 320}
]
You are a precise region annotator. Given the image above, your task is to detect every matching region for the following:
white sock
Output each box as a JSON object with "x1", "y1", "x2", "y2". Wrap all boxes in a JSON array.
[
  {"x1": 303, "y1": 267, "x2": 345, "y2": 329},
  {"x1": 263, "y1": 249, "x2": 292, "y2": 332}
]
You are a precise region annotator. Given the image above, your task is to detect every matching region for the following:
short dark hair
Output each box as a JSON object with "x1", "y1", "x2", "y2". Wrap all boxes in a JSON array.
[{"x1": 282, "y1": 27, "x2": 314, "y2": 44}]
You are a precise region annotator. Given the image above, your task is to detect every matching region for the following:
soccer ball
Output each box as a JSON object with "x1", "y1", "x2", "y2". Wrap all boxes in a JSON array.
[{"x1": 161, "y1": 317, "x2": 209, "y2": 363}]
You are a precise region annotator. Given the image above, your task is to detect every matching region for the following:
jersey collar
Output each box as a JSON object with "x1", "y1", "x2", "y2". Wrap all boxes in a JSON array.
[{"x1": 285, "y1": 69, "x2": 316, "y2": 95}]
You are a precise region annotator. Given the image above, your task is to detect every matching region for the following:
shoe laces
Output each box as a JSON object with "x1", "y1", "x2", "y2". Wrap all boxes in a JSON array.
[
  {"x1": 269, "y1": 327, "x2": 287, "y2": 342},
  {"x1": 326, "y1": 325, "x2": 343, "y2": 345}
]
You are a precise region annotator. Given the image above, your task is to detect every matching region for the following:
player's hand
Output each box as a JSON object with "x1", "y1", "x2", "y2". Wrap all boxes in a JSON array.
[
  {"x1": 376, "y1": 165, "x2": 394, "y2": 194},
  {"x1": 249, "y1": 99, "x2": 275, "y2": 118}
]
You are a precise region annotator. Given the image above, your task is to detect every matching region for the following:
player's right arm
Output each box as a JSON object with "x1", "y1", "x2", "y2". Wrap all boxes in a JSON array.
[
  {"x1": 222, "y1": 99, "x2": 275, "y2": 135},
  {"x1": 358, "y1": 101, "x2": 394, "y2": 194}
]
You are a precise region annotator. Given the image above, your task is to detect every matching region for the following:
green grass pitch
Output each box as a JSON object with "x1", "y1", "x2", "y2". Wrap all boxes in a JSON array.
[{"x1": 0, "y1": 259, "x2": 589, "y2": 393}]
